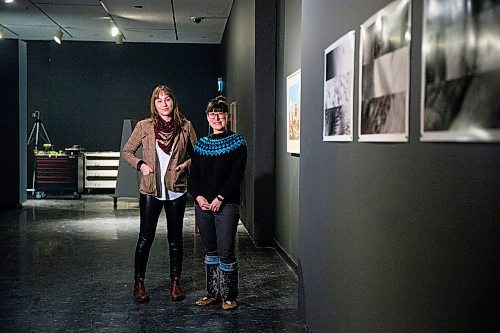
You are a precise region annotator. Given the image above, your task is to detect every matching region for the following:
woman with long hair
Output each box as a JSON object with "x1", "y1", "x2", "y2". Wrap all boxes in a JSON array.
[{"x1": 122, "y1": 85, "x2": 197, "y2": 303}]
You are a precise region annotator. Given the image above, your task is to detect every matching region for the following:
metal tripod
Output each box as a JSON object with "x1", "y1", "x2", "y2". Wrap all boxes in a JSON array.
[
  {"x1": 27, "y1": 110, "x2": 52, "y2": 152},
  {"x1": 27, "y1": 111, "x2": 52, "y2": 195}
]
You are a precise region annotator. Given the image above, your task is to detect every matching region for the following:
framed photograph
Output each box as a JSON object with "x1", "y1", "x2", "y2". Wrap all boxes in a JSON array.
[
  {"x1": 324, "y1": 30, "x2": 355, "y2": 142},
  {"x1": 421, "y1": 0, "x2": 500, "y2": 142},
  {"x1": 287, "y1": 69, "x2": 301, "y2": 154},
  {"x1": 359, "y1": 0, "x2": 411, "y2": 142}
]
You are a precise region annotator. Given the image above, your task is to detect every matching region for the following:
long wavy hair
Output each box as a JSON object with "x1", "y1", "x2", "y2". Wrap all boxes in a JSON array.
[{"x1": 149, "y1": 85, "x2": 186, "y2": 124}]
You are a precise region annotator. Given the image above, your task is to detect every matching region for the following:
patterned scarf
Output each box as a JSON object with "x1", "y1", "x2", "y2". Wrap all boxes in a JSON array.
[{"x1": 154, "y1": 117, "x2": 180, "y2": 155}]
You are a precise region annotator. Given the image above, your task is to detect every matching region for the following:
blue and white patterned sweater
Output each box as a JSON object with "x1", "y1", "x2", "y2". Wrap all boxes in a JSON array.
[{"x1": 189, "y1": 131, "x2": 247, "y2": 204}]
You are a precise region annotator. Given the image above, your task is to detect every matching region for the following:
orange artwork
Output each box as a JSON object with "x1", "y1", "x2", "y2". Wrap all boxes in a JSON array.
[{"x1": 286, "y1": 69, "x2": 301, "y2": 154}]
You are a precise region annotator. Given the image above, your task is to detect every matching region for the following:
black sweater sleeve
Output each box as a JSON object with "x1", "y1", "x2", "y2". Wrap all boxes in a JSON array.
[
  {"x1": 218, "y1": 144, "x2": 247, "y2": 200},
  {"x1": 188, "y1": 150, "x2": 201, "y2": 199}
]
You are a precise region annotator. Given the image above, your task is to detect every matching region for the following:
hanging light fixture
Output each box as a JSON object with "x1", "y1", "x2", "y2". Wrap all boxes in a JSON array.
[
  {"x1": 101, "y1": 1, "x2": 126, "y2": 44},
  {"x1": 53, "y1": 28, "x2": 63, "y2": 44},
  {"x1": 115, "y1": 33, "x2": 123, "y2": 44},
  {"x1": 111, "y1": 25, "x2": 119, "y2": 37}
]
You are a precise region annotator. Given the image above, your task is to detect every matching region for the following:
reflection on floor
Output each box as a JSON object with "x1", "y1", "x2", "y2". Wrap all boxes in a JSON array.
[{"x1": 0, "y1": 195, "x2": 301, "y2": 332}]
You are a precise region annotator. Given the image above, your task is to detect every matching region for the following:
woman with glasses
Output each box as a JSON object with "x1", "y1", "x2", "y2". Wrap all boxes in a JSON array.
[
  {"x1": 122, "y1": 85, "x2": 197, "y2": 303},
  {"x1": 189, "y1": 96, "x2": 247, "y2": 311}
]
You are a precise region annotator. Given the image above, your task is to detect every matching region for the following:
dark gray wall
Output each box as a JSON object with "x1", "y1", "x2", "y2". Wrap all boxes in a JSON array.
[
  {"x1": 25, "y1": 41, "x2": 222, "y2": 191},
  {"x1": 223, "y1": 0, "x2": 256, "y2": 238},
  {"x1": 0, "y1": 39, "x2": 26, "y2": 208},
  {"x1": 300, "y1": 0, "x2": 500, "y2": 332},
  {"x1": 254, "y1": 0, "x2": 277, "y2": 244},
  {"x1": 222, "y1": 0, "x2": 277, "y2": 245},
  {"x1": 275, "y1": 0, "x2": 301, "y2": 264},
  {"x1": 27, "y1": 41, "x2": 222, "y2": 152},
  {"x1": 19, "y1": 41, "x2": 27, "y2": 204}
]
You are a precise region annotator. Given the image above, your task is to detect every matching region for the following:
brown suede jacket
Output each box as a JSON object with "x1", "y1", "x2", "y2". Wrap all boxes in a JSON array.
[{"x1": 122, "y1": 118, "x2": 197, "y2": 196}]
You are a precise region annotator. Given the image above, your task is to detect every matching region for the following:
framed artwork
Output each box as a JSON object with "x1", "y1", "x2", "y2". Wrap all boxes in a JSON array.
[
  {"x1": 287, "y1": 69, "x2": 301, "y2": 154},
  {"x1": 359, "y1": 0, "x2": 411, "y2": 142},
  {"x1": 420, "y1": 0, "x2": 500, "y2": 142},
  {"x1": 324, "y1": 30, "x2": 355, "y2": 142},
  {"x1": 229, "y1": 101, "x2": 238, "y2": 132}
]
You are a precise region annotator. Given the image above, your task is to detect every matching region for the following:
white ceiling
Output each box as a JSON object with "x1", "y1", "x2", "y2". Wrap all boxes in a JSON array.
[{"x1": 0, "y1": 0, "x2": 233, "y2": 44}]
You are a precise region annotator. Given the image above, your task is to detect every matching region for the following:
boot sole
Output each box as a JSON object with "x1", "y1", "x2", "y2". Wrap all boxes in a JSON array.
[
  {"x1": 171, "y1": 295, "x2": 185, "y2": 301},
  {"x1": 196, "y1": 297, "x2": 221, "y2": 306},
  {"x1": 134, "y1": 296, "x2": 150, "y2": 303},
  {"x1": 222, "y1": 302, "x2": 238, "y2": 311}
]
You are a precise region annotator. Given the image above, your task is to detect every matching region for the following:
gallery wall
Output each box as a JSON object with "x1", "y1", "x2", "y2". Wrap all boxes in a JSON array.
[
  {"x1": 222, "y1": 0, "x2": 256, "y2": 239},
  {"x1": 300, "y1": 0, "x2": 500, "y2": 332},
  {"x1": 24, "y1": 41, "x2": 222, "y2": 194},
  {"x1": 19, "y1": 41, "x2": 27, "y2": 205},
  {"x1": 27, "y1": 41, "x2": 222, "y2": 153},
  {"x1": 222, "y1": 0, "x2": 277, "y2": 245},
  {"x1": 275, "y1": 0, "x2": 301, "y2": 264},
  {"x1": 0, "y1": 39, "x2": 27, "y2": 208}
]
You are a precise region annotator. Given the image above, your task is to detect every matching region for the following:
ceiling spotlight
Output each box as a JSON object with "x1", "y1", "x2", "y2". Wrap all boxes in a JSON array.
[
  {"x1": 4, "y1": 0, "x2": 15, "y2": 4},
  {"x1": 111, "y1": 25, "x2": 119, "y2": 37},
  {"x1": 115, "y1": 34, "x2": 123, "y2": 44},
  {"x1": 54, "y1": 29, "x2": 63, "y2": 44}
]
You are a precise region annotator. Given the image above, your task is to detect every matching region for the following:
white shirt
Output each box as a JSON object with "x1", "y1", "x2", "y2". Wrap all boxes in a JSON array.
[{"x1": 156, "y1": 141, "x2": 184, "y2": 201}]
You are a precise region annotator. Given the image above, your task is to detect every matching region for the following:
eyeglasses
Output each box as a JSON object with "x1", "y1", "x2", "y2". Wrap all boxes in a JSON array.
[{"x1": 207, "y1": 112, "x2": 227, "y2": 119}]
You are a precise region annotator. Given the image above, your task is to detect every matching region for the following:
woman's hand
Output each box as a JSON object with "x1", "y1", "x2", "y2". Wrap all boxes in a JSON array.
[
  {"x1": 209, "y1": 198, "x2": 222, "y2": 213},
  {"x1": 140, "y1": 163, "x2": 153, "y2": 176},
  {"x1": 175, "y1": 161, "x2": 189, "y2": 173},
  {"x1": 196, "y1": 196, "x2": 211, "y2": 211}
]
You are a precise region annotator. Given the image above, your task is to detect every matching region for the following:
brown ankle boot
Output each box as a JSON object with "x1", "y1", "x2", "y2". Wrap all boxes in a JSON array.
[
  {"x1": 170, "y1": 278, "x2": 185, "y2": 301},
  {"x1": 133, "y1": 278, "x2": 150, "y2": 303}
]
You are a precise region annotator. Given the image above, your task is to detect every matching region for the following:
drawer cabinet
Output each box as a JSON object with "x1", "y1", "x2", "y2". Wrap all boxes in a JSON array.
[
  {"x1": 84, "y1": 152, "x2": 120, "y2": 190},
  {"x1": 34, "y1": 153, "x2": 83, "y2": 198}
]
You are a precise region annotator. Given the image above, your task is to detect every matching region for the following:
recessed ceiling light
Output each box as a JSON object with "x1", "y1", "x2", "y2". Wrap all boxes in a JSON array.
[{"x1": 5, "y1": 0, "x2": 15, "y2": 4}]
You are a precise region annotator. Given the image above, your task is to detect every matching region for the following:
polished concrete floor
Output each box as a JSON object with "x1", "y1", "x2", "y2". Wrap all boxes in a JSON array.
[{"x1": 0, "y1": 195, "x2": 302, "y2": 332}]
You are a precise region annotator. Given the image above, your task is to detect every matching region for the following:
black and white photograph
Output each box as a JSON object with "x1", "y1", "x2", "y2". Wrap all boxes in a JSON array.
[
  {"x1": 421, "y1": 0, "x2": 500, "y2": 142},
  {"x1": 324, "y1": 30, "x2": 355, "y2": 142},
  {"x1": 359, "y1": 0, "x2": 411, "y2": 142}
]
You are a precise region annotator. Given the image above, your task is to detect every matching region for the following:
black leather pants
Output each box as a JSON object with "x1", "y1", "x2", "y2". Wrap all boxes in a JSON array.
[{"x1": 134, "y1": 194, "x2": 186, "y2": 279}]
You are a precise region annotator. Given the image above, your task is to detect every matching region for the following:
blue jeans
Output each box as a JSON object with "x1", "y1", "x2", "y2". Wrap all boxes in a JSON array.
[{"x1": 195, "y1": 204, "x2": 239, "y2": 264}]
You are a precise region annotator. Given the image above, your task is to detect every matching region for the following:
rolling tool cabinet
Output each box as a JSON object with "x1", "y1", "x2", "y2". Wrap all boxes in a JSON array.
[{"x1": 34, "y1": 151, "x2": 83, "y2": 199}]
